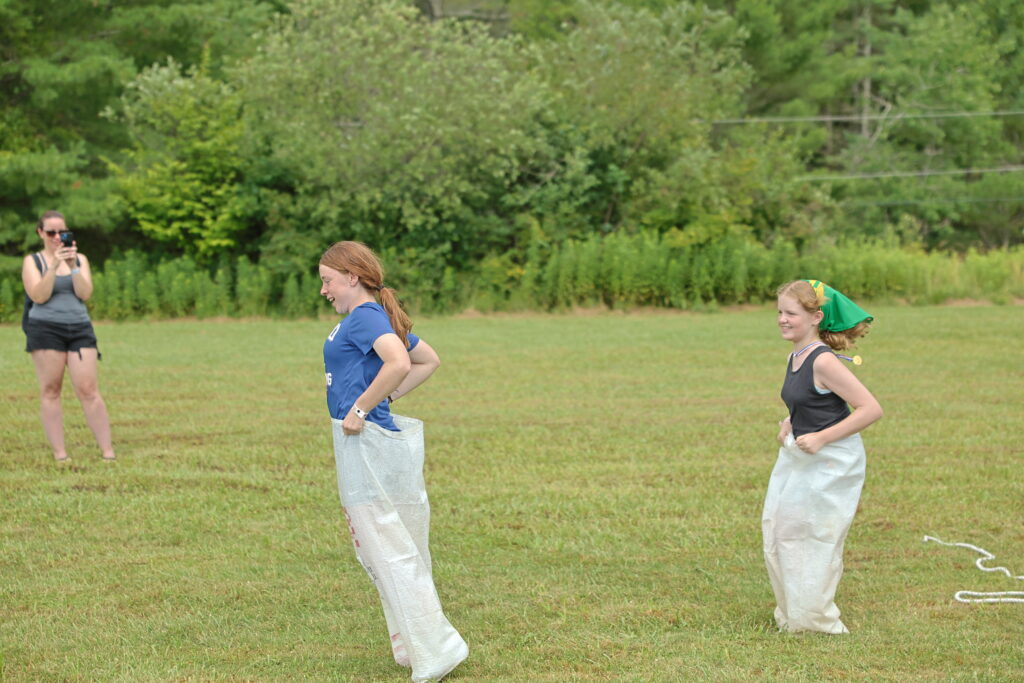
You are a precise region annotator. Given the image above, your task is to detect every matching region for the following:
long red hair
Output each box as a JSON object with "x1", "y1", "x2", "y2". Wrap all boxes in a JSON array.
[{"x1": 319, "y1": 241, "x2": 413, "y2": 347}]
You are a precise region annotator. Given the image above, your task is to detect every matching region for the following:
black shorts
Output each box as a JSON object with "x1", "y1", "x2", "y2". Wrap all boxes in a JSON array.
[{"x1": 24, "y1": 318, "x2": 100, "y2": 357}]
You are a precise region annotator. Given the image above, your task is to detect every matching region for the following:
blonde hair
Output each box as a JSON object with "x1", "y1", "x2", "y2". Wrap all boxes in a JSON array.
[
  {"x1": 776, "y1": 280, "x2": 869, "y2": 352},
  {"x1": 319, "y1": 241, "x2": 413, "y2": 347}
]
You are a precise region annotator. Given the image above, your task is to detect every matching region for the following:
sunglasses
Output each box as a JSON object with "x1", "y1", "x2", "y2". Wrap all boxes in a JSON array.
[{"x1": 42, "y1": 230, "x2": 61, "y2": 236}]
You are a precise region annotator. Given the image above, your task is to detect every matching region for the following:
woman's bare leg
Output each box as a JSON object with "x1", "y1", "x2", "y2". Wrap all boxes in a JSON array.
[
  {"x1": 67, "y1": 349, "x2": 115, "y2": 460},
  {"x1": 31, "y1": 350, "x2": 68, "y2": 460}
]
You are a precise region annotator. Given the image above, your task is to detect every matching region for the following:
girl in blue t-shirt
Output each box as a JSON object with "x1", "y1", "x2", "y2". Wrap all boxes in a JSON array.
[
  {"x1": 319, "y1": 241, "x2": 467, "y2": 681},
  {"x1": 320, "y1": 242, "x2": 436, "y2": 434}
]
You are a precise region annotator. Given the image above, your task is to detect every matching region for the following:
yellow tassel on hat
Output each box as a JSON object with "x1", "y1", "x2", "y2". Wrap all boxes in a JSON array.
[{"x1": 808, "y1": 280, "x2": 826, "y2": 306}]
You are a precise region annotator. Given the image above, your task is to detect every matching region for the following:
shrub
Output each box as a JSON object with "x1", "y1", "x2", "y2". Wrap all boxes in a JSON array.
[{"x1": 28, "y1": 238, "x2": 1020, "y2": 324}]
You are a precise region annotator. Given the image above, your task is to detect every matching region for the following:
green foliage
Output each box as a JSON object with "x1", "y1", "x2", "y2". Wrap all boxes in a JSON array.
[
  {"x1": 234, "y1": 256, "x2": 274, "y2": 318},
  {"x1": 77, "y1": 252, "x2": 317, "y2": 322},
  {"x1": 0, "y1": 276, "x2": 19, "y2": 324},
  {"x1": 195, "y1": 264, "x2": 234, "y2": 319},
  {"x1": 523, "y1": 2, "x2": 759, "y2": 240},
  {"x1": 686, "y1": 0, "x2": 1024, "y2": 250},
  {"x1": 473, "y1": 251, "x2": 527, "y2": 311},
  {"x1": 239, "y1": 0, "x2": 552, "y2": 269},
  {"x1": 0, "y1": 146, "x2": 88, "y2": 252},
  {"x1": 375, "y1": 244, "x2": 461, "y2": 314},
  {"x1": 507, "y1": 0, "x2": 576, "y2": 39},
  {"x1": 106, "y1": 56, "x2": 254, "y2": 260},
  {"x1": 823, "y1": 2, "x2": 1022, "y2": 249},
  {"x1": 464, "y1": 232, "x2": 1024, "y2": 314},
  {"x1": 1, "y1": 241, "x2": 1021, "y2": 325},
  {"x1": 280, "y1": 274, "x2": 305, "y2": 319},
  {"x1": 538, "y1": 3, "x2": 749, "y2": 150},
  {"x1": 236, "y1": 0, "x2": 809, "y2": 272},
  {"x1": 2, "y1": 0, "x2": 1024, "y2": 297},
  {"x1": 0, "y1": 0, "x2": 281, "y2": 257}
]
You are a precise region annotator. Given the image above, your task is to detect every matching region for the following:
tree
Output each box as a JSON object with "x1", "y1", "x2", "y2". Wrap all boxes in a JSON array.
[
  {"x1": 530, "y1": 2, "x2": 816, "y2": 243},
  {"x1": 106, "y1": 56, "x2": 254, "y2": 260},
  {"x1": 692, "y1": 0, "x2": 1023, "y2": 247},
  {"x1": 238, "y1": 0, "x2": 551, "y2": 269},
  {"x1": 0, "y1": 0, "x2": 280, "y2": 258},
  {"x1": 825, "y1": 3, "x2": 1019, "y2": 247}
]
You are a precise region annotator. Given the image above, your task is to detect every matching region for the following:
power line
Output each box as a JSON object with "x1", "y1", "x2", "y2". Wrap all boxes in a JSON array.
[
  {"x1": 799, "y1": 164, "x2": 1024, "y2": 182},
  {"x1": 711, "y1": 110, "x2": 1024, "y2": 125}
]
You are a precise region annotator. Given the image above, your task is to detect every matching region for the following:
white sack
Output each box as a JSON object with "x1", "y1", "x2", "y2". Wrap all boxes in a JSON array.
[
  {"x1": 762, "y1": 432, "x2": 865, "y2": 634},
  {"x1": 334, "y1": 415, "x2": 468, "y2": 681}
]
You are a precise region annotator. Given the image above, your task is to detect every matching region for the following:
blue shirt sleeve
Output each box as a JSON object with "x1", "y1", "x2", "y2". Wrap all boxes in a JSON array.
[
  {"x1": 346, "y1": 306, "x2": 396, "y2": 354},
  {"x1": 347, "y1": 305, "x2": 420, "y2": 353}
]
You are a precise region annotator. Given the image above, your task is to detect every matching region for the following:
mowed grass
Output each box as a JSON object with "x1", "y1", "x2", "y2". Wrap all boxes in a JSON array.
[{"x1": 1, "y1": 305, "x2": 1022, "y2": 681}]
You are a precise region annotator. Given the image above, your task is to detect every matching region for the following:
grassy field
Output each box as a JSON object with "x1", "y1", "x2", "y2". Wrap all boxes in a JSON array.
[{"x1": 1, "y1": 306, "x2": 1022, "y2": 681}]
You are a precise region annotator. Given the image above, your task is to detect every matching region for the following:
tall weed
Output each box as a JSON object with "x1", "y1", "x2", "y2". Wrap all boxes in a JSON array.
[{"x1": 3, "y1": 240, "x2": 1020, "y2": 324}]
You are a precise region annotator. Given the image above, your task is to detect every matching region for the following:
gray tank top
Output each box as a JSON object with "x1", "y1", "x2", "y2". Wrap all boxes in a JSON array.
[{"x1": 27, "y1": 254, "x2": 91, "y2": 324}]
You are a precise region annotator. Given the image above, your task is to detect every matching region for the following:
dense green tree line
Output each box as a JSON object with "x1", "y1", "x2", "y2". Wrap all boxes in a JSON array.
[
  {"x1": 0, "y1": 0, "x2": 283, "y2": 253},
  {"x1": 1, "y1": 0, "x2": 1021, "y2": 311}
]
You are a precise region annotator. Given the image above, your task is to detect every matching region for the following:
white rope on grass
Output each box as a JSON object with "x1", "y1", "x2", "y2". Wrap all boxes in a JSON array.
[{"x1": 923, "y1": 535, "x2": 1024, "y2": 604}]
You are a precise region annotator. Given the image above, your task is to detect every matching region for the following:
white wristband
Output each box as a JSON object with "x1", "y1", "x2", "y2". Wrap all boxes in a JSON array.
[{"x1": 353, "y1": 405, "x2": 368, "y2": 419}]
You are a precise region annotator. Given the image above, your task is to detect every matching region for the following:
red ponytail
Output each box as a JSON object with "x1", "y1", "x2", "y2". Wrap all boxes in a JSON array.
[{"x1": 319, "y1": 241, "x2": 413, "y2": 346}]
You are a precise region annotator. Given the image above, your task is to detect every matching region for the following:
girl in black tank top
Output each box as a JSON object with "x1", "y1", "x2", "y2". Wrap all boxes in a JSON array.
[
  {"x1": 763, "y1": 280, "x2": 883, "y2": 634},
  {"x1": 780, "y1": 344, "x2": 850, "y2": 437},
  {"x1": 774, "y1": 281, "x2": 882, "y2": 453}
]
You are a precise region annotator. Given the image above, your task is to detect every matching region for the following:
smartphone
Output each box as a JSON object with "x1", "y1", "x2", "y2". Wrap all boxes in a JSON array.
[{"x1": 59, "y1": 231, "x2": 75, "y2": 247}]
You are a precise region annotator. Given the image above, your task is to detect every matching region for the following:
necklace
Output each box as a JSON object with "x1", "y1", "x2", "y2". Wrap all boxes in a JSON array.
[{"x1": 791, "y1": 340, "x2": 823, "y2": 359}]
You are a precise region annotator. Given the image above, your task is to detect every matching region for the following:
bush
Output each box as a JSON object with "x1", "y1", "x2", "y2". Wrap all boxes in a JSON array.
[
  {"x1": 7, "y1": 239, "x2": 1018, "y2": 325},
  {"x1": 0, "y1": 277, "x2": 20, "y2": 324},
  {"x1": 234, "y1": 256, "x2": 272, "y2": 317}
]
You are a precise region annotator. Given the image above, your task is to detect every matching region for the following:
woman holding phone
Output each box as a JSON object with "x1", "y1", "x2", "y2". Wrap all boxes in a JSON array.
[{"x1": 22, "y1": 210, "x2": 114, "y2": 462}]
